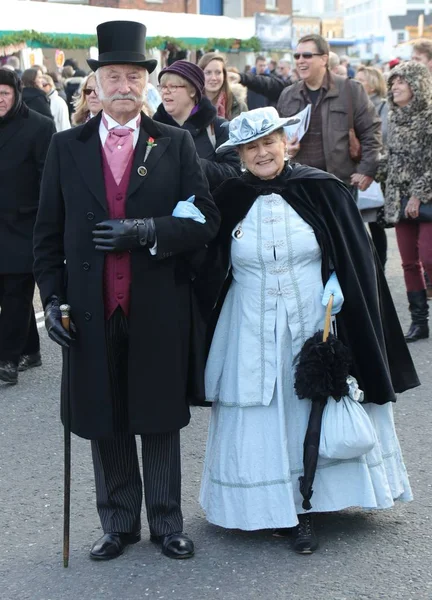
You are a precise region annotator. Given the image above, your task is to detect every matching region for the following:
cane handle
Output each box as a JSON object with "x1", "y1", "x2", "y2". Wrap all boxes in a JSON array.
[
  {"x1": 60, "y1": 304, "x2": 71, "y2": 332},
  {"x1": 323, "y1": 295, "x2": 334, "y2": 342}
]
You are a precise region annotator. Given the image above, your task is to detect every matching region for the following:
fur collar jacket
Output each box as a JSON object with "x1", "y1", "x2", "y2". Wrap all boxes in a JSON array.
[{"x1": 377, "y1": 61, "x2": 432, "y2": 223}]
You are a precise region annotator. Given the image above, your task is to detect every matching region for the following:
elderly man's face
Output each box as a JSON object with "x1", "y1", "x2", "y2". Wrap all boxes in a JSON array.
[
  {"x1": 0, "y1": 85, "x2": 15, "y2": 117},
  {"x1": 96, "y1": 64, "x2": 147, "y2": 123}
]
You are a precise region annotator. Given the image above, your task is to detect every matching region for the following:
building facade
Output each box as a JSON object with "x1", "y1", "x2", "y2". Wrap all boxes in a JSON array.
[{"x1": 36, "y1": 0, "x2": 291, "y2": 16}]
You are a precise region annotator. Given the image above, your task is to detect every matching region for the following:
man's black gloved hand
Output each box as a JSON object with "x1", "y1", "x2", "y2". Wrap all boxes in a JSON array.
[
  {"x1": 92, "y1": 218, "x2": 156, "y2": 252},
  {"x1": 44, "y1": 296, "x2": 76, "y2": 348}
]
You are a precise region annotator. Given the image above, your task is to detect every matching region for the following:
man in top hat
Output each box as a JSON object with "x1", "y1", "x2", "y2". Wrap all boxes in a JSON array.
[{"x1": 34, "y1": 21, "x2": 220, "y2": 561}]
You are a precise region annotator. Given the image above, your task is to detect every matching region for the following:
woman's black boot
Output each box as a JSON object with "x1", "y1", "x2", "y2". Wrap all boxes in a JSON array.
[
  {"x1": 293, "y1": 514, "x2": 318, "y2": 554},
  {"x1": 405, "y1": 290, "x2": 429, "y2": 343}
]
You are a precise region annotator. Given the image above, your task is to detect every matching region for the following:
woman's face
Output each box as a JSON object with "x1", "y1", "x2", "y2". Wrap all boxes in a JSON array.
[
  {"x1": 203, "y1": 59, "x2": 224, "y2": 96},
  {"x1": 355, "y1": 71, "x2": 373, "y2": 95},
  {"x1": 391, "y1": 76, "x2": 413, "y2": 107},
  {"x1": 160, "y1": 75, "x2": 195, "y2": 119},
  {"x1": 239, "y1": 131, "x2": 287, "y2": 180},
  {"x1": 35, "y1": 70, "x2": 45, "y2": 90},
  {"x1": 85, "y1": 76, "x2": 102, "y2": 115}
]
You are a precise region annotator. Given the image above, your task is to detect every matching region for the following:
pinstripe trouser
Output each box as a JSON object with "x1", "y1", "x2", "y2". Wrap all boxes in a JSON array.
[{"x1": 91, "y1": 307, "x2": 183, "y2": 536}]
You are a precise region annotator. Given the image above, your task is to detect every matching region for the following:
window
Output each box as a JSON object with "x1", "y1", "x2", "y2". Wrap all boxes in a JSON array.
[
  {"x1": 265, "y1": 0, "x2": 277, "y2": 8},
  {"x1": 397, "y1": 31, "x2": 406, "y2": 43}
]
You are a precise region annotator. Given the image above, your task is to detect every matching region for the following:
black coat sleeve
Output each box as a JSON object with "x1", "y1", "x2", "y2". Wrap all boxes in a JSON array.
[
  {"x1": 239, "y1": 73, "x2": 287, "y2": 103},
  {"x1": 32, "y1": 117, "x2": 56, "y2": 184},
  {"x1": 33, "y1": 134, "x2": 66, "y2": 306},
  {"x1": 154, "y1": 130, "x2": 221, "y2": 259},
  {"x1": 199, "y1": 117, "x2": 241, "y2": 191}
]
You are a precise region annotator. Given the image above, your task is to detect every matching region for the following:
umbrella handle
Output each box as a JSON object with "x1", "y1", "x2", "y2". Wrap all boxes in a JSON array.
[{"x1": 323, "y1": 295, "x2": 334, "y2": 342}]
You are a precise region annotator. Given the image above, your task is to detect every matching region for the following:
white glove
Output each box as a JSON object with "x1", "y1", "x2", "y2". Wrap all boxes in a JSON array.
[
  {"x1": 172, "y1": 195, "x2": 206, "y2": 224},
  {"x1": 322, "y1": 272, "x2": 344, "y2": 315}
]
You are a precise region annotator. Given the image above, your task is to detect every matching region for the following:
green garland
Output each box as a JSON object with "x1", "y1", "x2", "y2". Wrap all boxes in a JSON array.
[{"x1": 0, "y1": 30, "x2": 261, "y2": 52}]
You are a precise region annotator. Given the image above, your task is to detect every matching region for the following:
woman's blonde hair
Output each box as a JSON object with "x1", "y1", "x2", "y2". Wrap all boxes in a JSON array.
[
  {"x1": 357, "y1": 66, "x2": 387, "y2": 98},
  {"x1": 198, "y1": 52, "x2": 234, "y2": 119},
  {"x1": 72, "y1": 74, "x2": 96, "y2": 126}
]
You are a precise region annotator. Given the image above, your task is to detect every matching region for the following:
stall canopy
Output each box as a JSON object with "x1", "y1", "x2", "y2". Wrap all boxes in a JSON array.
[{"x1": 1, "y1": 0, "x2": 258, "y2": 49}]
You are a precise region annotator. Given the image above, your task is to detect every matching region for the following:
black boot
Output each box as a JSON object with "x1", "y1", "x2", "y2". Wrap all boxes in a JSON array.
[
  {"x1": 293, "y1": 514, "x2": 318, "y2": 554},
  {"x1": 405, "y1": 290, "x2": 429, "y2": 343}
]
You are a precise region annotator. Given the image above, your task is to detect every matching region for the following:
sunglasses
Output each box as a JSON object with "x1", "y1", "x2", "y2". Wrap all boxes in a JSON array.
[
  {"x1": 293, "y1": 52, "x2": 324, "y2": 60},
  {"x1": 83, "y1": 88, "x2": 96, "y2": 96}
]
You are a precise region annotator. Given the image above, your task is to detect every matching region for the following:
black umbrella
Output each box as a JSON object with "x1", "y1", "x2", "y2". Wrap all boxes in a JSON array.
[{"x1": 294, "y1": 296, "x2": 351, "y2": 510}]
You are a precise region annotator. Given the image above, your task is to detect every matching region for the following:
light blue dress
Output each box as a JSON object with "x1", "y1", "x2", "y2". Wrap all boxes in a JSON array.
[{"x1": 200, "y1": 193, "x2": 412, "y2": 531}]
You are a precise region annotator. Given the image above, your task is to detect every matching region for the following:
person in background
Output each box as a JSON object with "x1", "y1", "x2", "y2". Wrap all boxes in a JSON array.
[
  {"x1": 153, "y1": 60, "x2": 240, "y2": 191},
  {"x1": 333, "y1": 64, "x2": 348, "y2": 77},
  {"x1": 356, "y1": 65, "x2": 389, "y2": 269},
  {"x1": 63, "y1": 64, "x2": 85, "y2": 117},
  {"x1": 280, "y1": 34, "x2": 381, "y2": 198},
  {"x1": 328, "y1": 52, "x2": 340, "y2": 74},
  {"x1": 41, "y1": 74, "x2": 70, "y2": 131},
  {"x1": 198, "y1": 53, "x2": 247, "y2": 120},
  {"x1": 71, "y1": 73, "x2": 102, "y2": 125},
  {"x1": 0, "y1": 69, "x2": 55, "y2": 384},
  {"x1": 245, "y1": 55, "x2": 271, "y2": 109},
  {"x1": 411, "y1": 39, "x2": 432, "y2": 73},
  {"x1": 377, "y1": 61, "x2": 432, "y2": 342},
  {"x1": 340, "y1": 55, "x2": 356, "y2": 78},
  {"x1": 269, "y1": 59, "x2": 277, "y2": 75},
  {"x1": 6, "y1": 55, "x2": 22, "y2": 78},
  {"x1": 48, "y1": 71, "x2": 67, "y2": 102},
  {"x1": 276, "y1": 59, "x2": 292, "y2": 82},
  {"x1": 21, "y1": 68, "x2": 53, "y2": 121},
  {"x1": 145, "y1": 81, "x2": 162, "y2": 115}
]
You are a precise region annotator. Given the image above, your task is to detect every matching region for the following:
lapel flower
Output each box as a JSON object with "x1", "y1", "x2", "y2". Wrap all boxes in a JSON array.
[{"x1": 144, "y1": 136, "x2": 158, "y2": 162}]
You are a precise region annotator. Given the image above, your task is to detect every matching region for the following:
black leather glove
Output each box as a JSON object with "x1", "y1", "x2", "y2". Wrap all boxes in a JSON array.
[
  {"x1": 44, "y1": 296, "x2": 76, "y2": 348},
  {"x1": 92, "y1": 218, "x2": 156, "y2": 252}
]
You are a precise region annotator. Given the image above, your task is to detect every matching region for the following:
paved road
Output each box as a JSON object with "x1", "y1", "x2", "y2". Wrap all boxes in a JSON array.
[{"x1": 1, "y1": 231, "x2": 431, "y2": 600}]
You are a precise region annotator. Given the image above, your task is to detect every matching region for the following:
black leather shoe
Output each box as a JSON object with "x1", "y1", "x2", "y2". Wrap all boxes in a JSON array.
[
  {"x1": 18, "y1": 351, "x2": 42, "y2": 372},
  {"x1": 150, "y1": 532, "x2": 194, "y2": 559},
  {"x1": 0, "y1": 360, "x2": 18, "y2": 384},
  {"x1": 90, "y1": 532, "x2": 141, "y2": 561},
  {"x1": 293, "y1": 514, "x2": 318, "y2": 554}
]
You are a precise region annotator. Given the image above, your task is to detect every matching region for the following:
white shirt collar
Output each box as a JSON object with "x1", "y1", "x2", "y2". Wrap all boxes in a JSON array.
[{"x1": 101, "y1": 111, "x2": 140, "y2": 131}]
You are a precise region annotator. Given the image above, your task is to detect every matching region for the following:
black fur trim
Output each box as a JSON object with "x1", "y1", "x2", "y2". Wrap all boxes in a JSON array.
[{"x1": 294, "y1": 331, "x2": 351, "y2": 401}]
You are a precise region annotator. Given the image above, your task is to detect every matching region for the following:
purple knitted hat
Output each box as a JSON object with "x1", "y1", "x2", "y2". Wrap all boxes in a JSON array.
[{"x1": 159, "y1": 60, "x2": 205, "y2": 101}]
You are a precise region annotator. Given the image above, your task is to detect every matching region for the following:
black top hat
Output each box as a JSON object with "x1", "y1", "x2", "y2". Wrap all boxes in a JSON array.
[{"x1": 87, "y1": 21, "x2": 157, "y2": 74}]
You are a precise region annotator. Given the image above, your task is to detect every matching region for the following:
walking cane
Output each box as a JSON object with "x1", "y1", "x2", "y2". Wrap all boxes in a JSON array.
[{"x1": 60, "y1": 304, "x2": 71, "y2": 568}]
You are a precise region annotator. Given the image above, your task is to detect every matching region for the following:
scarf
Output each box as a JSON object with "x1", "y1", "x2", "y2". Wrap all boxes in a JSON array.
[{"x1": 215, "y1": 91, "x2": 227, "y2": 119}]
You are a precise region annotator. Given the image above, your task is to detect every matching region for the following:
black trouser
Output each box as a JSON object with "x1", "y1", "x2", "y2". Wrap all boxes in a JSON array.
[
  {"x1": 91, "y1": 307, "x2": 183, "y2": 536},
  {"x1": 369, "y1": 222, "x2": 388, "y2": 270},
  {"x1": 0, "y1": 273, "x2": 39, "y2": 365}
]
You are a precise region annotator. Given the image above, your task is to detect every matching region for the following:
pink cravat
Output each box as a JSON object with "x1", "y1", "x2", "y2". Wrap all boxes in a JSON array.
[{"x1": 102, "y1": 116, "x2": 134, "y2": 185}]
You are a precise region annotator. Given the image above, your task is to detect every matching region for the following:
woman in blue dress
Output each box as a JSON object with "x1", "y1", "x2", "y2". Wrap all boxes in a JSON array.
[{"x1": 198, "y1": 107, "x2": 419, "y2": 554}]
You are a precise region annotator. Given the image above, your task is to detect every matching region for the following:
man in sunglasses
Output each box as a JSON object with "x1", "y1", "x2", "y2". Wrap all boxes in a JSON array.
[
  {"x1": 279, "y1": 35, "x2": 381, "y2": 195},
  {"x1": 230, "y1": 35, "x2": 381, "y2": 196}
]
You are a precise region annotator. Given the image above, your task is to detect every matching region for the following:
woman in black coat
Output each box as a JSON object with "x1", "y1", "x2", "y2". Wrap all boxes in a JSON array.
[
  {"x1": 153, "y1": 60, "x2": 240, "y2": 191},
  {"x1": 21, "y1": 68, "x2": 54, "y2": 122},
  {"x1": 0, "y1": 69, "x2": 55, "y2": 384}
]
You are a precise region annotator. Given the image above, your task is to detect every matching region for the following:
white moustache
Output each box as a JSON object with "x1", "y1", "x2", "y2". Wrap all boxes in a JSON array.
[{"x1": 106, "y1": 93, "x2": 140, "y2": 101}]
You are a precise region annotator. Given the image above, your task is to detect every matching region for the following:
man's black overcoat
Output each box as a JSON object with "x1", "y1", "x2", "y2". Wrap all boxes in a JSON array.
[
  {"x1": 0, "y1": 106, "x2": 55, "y2": 273},
  {"x1": 34, "y1": 112, "x2": 220, "y2": 440},
  {"x1": 196, "y1": 164, "x2": 419, "y2": 406}
]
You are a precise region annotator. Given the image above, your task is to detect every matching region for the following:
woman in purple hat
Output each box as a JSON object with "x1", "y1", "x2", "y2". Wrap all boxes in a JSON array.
[{"x1": 153, "y1": 60, "x2": 241, "y2": 191}]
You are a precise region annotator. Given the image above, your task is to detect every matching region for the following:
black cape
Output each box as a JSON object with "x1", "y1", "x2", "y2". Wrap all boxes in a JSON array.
[{"x1": 195, "y1": 164, "x2": 419, "y2": 405}]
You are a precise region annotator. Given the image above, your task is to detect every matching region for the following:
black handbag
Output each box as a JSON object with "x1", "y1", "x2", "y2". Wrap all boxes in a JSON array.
[{"x1": 400, "y1": 198, "x2": 432, "y2": 222}]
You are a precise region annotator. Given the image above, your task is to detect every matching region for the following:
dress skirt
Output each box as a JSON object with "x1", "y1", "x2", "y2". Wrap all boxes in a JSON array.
[{"x1": 200, "y1": 194, "x2": 412, "y2": 531}]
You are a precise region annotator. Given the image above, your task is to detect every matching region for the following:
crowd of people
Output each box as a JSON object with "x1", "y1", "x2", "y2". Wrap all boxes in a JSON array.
[{"x1": 0, "y1": 21, "x2": 429, "y2": 561}]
